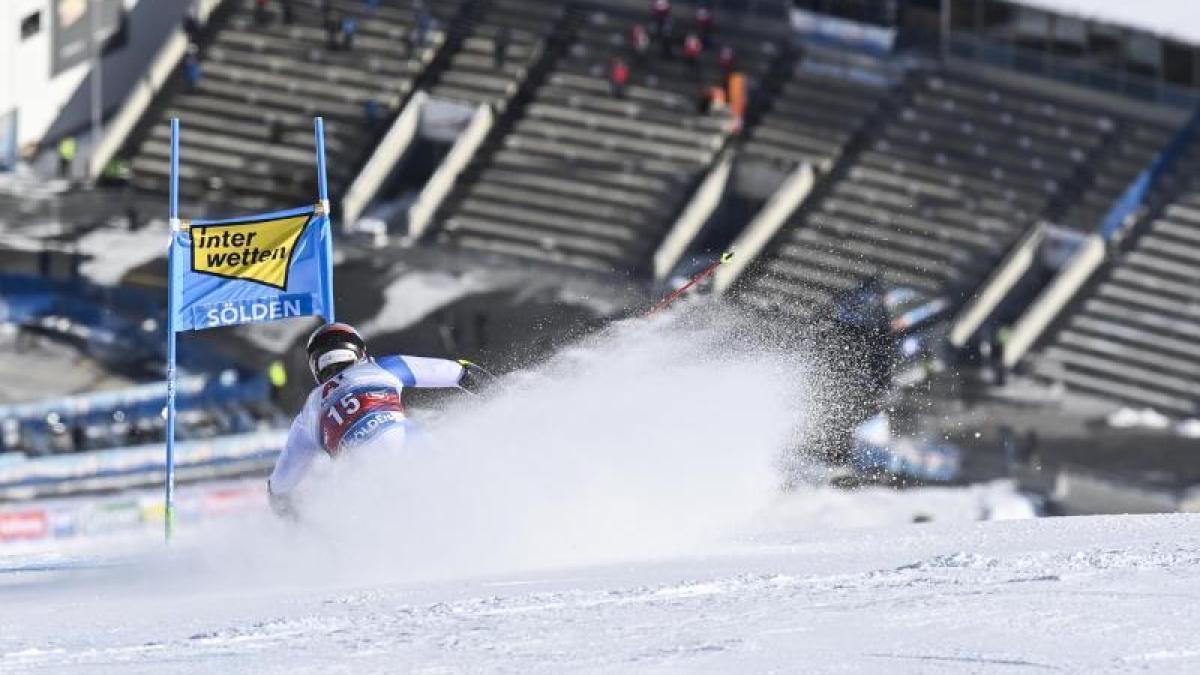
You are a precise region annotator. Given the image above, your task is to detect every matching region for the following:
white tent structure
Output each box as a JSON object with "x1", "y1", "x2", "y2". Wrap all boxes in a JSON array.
[{"x1": 1013, "y1": 0, "x2": 1200, "y2": 45}]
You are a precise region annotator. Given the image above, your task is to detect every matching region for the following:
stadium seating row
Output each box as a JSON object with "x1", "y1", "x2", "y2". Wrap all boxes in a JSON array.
[
  {"x1": 735, "y1": 68, "x2": 1183, "y2": 326},
  {"x1": 431, "y1": 3, "x2": 782, "y2": 274},
  {"x1": 1029, "y1": 140, "x2": 1200, "y2": 416},
  {"x1": 129, "y1": 0, "x2": 456, "y2": 215}
]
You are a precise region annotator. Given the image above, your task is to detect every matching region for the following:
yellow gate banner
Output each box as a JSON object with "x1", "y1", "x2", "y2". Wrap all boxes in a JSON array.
[{"x1": 190, "y1": 213, "x2": 311, "y2": 290}]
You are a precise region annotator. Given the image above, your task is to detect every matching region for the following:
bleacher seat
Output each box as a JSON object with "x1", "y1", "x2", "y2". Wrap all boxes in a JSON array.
[
  {"x1": 427, "y1": 3, "x2": 784, "y2": 275},
  {"x1": 127, "y1": 0, "x2": 457, "y2": 215},
  {"x1": 735, "y1": 70, "x2": 1137, "y2": 320},
  {"x1": 1028, "y1": 139, "x2": 1200, "y2": 416}
]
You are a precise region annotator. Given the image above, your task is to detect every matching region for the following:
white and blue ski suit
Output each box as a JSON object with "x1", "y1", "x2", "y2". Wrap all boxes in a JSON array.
[{"x1": 267, "y1": 355, "x2": 466, "y2": 506}]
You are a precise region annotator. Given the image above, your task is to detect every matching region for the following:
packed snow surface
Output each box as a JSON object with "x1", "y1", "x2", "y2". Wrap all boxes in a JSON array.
[
  {"x1": 5, "y1": 509, "x2": 1200, "y2": 673},
  {"x1": 3, "y1": 308, "x2": 1194, "y2": 672}
]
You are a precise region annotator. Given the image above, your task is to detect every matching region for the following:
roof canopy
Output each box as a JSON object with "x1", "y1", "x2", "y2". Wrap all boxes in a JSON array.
[{"x1": 1012, "y1": 0, "x2": 1200, "y2": 45}]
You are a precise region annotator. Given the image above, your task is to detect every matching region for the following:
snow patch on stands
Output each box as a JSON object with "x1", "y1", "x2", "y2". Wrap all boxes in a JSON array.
[
  {"x1": 357, "y1": 266, "x2": 498, "y2": 337},
  {"x1": 356, "y1": 263, "x2": 627, "y2": 338},
  {"x1": 75, "y1": 222, "x2": 170, "y2": 285}
]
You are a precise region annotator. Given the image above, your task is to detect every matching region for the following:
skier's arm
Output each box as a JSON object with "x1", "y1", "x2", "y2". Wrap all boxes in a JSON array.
[
  {"x1": 377, "y1": 355, "x2": 495, "y2": 393},
  {"x1": 267, "y1": 413, "x2": 320, "y2": 519}
]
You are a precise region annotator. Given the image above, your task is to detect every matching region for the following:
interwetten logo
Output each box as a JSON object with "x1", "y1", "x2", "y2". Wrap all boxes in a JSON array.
[{"x1": 190, "y1": 213, "x2": 312, "y2": 290}]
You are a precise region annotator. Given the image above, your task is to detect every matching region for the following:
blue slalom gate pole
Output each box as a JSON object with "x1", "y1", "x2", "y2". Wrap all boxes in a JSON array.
[
  {"x1": 314, "y1": 117, "x2": 335, "y2": 322},
  {"x1": 165, "y1": 118, "x2": 180, "y2": 540}
]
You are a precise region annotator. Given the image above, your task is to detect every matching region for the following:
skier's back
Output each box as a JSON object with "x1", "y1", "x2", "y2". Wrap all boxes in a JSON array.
[{"x1": 268, "y1": 322, "x2": 488, "y2": 516}]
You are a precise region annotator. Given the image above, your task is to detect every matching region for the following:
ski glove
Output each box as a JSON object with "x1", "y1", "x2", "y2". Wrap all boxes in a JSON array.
[{"x1": 456, "y1": 359, "x2": 496, "y2": 395}]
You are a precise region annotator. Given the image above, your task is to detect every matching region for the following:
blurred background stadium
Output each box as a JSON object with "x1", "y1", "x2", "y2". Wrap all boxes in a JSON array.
[{"x1": 2, "y1": 0, "x2": 1200, "y2": 540}]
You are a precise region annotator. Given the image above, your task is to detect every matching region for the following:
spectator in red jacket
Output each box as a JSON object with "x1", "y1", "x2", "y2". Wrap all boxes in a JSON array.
[{"x1": 610, "y1": 57, "x2": 630, "y2": 99}]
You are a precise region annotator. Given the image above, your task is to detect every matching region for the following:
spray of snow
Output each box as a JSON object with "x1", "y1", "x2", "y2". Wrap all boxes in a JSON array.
[{"x1": 164, "y1": 304, "x2": 816, "y2": 587}]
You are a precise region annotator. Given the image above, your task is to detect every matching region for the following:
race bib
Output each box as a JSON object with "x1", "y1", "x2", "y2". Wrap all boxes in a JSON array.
[{"x1": 318, "y1": 386, "x2": 405, "y2": 455}]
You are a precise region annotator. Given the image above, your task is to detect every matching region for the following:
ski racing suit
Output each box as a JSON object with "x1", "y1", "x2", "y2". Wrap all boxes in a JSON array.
[{"x1": 267, "y1": 355, "x2": 468, "y2": 515}]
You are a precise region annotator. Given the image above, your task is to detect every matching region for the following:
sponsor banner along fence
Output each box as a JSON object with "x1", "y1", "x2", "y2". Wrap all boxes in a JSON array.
[{"x1": 0, "y1": 481, "x2": 266, "y2": 544}]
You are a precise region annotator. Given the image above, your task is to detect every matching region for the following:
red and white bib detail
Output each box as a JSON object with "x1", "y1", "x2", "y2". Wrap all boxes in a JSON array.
[{"x1": 318, "y1": 386, "x2": 405, "y2": 455}]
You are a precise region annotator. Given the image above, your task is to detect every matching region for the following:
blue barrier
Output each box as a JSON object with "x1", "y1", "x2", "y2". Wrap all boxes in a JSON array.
[
  {"x1": 851, "y1": 414, "x2": 962, "y2": 482},
  {"x1": 1098, "y1": 106, "x2": 1200, "y2": 241},
  {"x1": 1, "y1": 273, "x2": 238, "y2": 374},
  {"x1": 0, "y1": 430, "x2": 286, "y2": 494},
  {"x1": 0, "y1": 375, "x2": 270, "y2": 427},
  {"x1": 1, "y1": 272, "x2": 274, "y2": 442}
]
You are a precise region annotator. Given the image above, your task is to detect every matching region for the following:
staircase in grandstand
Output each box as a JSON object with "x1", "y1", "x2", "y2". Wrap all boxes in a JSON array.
[
  {"x1": 124, "y1": 0, "x2": 460, "y2": 215},
  {"x1": 427, "y1": 0, "x2": 565, "y2": 111},
  {"x1": 1051, "y1": 120, "x2": 1176, "y2": 232},
  {"x1": 732, "y1": 68, "x2": 1175, "y2": 320},
  {"x1": 739, "y1": 48, "x2": 895, "y2": 175},
  {"x1": 427, "y1": 3, "x2": 786, "y2": 276}
]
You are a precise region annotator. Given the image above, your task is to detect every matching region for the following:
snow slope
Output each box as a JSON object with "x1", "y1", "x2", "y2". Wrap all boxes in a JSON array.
[
  {"x1": 2, "y1": 510, "x2": 1199, "y2": 673},
  {"x1": 3, "y1": 307, "x2": 1194, "y2": 673}
]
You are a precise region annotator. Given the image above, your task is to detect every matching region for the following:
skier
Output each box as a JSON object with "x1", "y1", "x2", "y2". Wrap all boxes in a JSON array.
[{"x1": 267, "y1": 322, "x2": 490, "y2": 517}]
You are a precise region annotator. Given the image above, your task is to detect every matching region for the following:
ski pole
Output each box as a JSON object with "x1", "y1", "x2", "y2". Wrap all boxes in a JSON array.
[{"x1": 644, "y1": 251, "x2": 733, "y2": 317}]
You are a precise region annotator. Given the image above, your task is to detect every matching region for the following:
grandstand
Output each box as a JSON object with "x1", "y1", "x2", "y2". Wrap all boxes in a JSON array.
[
  {"x1": 428, "y1": 0, "x2": 564, "y2": 110},
  {"x1": 123, "y1": 0, "x2": 459, "y2": 214},
  {"x1": 426, "y1": 3, "x2": 785, "y2": 275},
  {"x1": 733, "y1": 67, "x2": 1176, "y2": 321},
  {"x1": 1024, "y1": 135, "x2": 1200, "y2": 416},
  {"x1": 4, "y1": 0, "x2": 1200, "y2": 513}
]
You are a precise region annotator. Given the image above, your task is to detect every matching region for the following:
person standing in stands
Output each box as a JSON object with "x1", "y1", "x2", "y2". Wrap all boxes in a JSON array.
[
  {"x1": 254, "y1": 0, "x2": 270, "y2": 26},
  {"x1": 682, "y1": 32, "x2": 702, "y2": 80},
  {"x1": 414, "y1": 2, "x2": 433, "y2": 49},
  {"x1": 651, "y1": 0, "x2": 670, "y2": 40},
  {"x1": 325, "y1": 12, "x2": 341, "y2": 49},
  {"x1": 719, "y1": 44, "x2": 736, "y2": 95},
  {"x1": 126, "y1": 197, "x2": 139, "y2": 231},
  {"x1": 696, "y1": 4, "x2": 714, "y2": 48},
  {"x1": 719, "y1": 44, "x2": 735, "y2": 77},
  {"x1": 341, "y1": 14, "x2": 358, "y2": 51},
  {"x1": 268, "y1": 359, "x2": 288, "y2": 404},
  {"x1": 493, "y1": 25, "x2": 510, "y2": 70},
  {"x1": 994, "y1": 325, "x2": 1011, "y2": 387},
  {"x1": 268, "y1": 117, "x2": 284, "y2": 144},
  {"x1": 183, "y1": 46, "x2": 203, "y2": 89},
  {"x1": 281, "y1": 0, "x2": 294, "y2": 24},
  {"x1": 364, "y1": 98, "x2": 381, "y2": 130},
  {"x1": 610, "y1": 57, "x2": 630, "y2": 100},
  {"x1": 57, "y1": 135, "x2": 76, "y2": 179},
  {"x1": 658, "y1": 17, "x2": 675, "y2": 58},
  {"x1": 629, "y1": 23, "x2": 650, "y2": 61},
  {"x1": 182, "y1": 12, "x2": 201, "y2": 46}
]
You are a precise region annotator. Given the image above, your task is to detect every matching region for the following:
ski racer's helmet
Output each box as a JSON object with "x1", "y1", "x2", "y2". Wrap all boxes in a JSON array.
[{"x1": 306, "y1": 322, "x2": 367, "y2": 384}]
